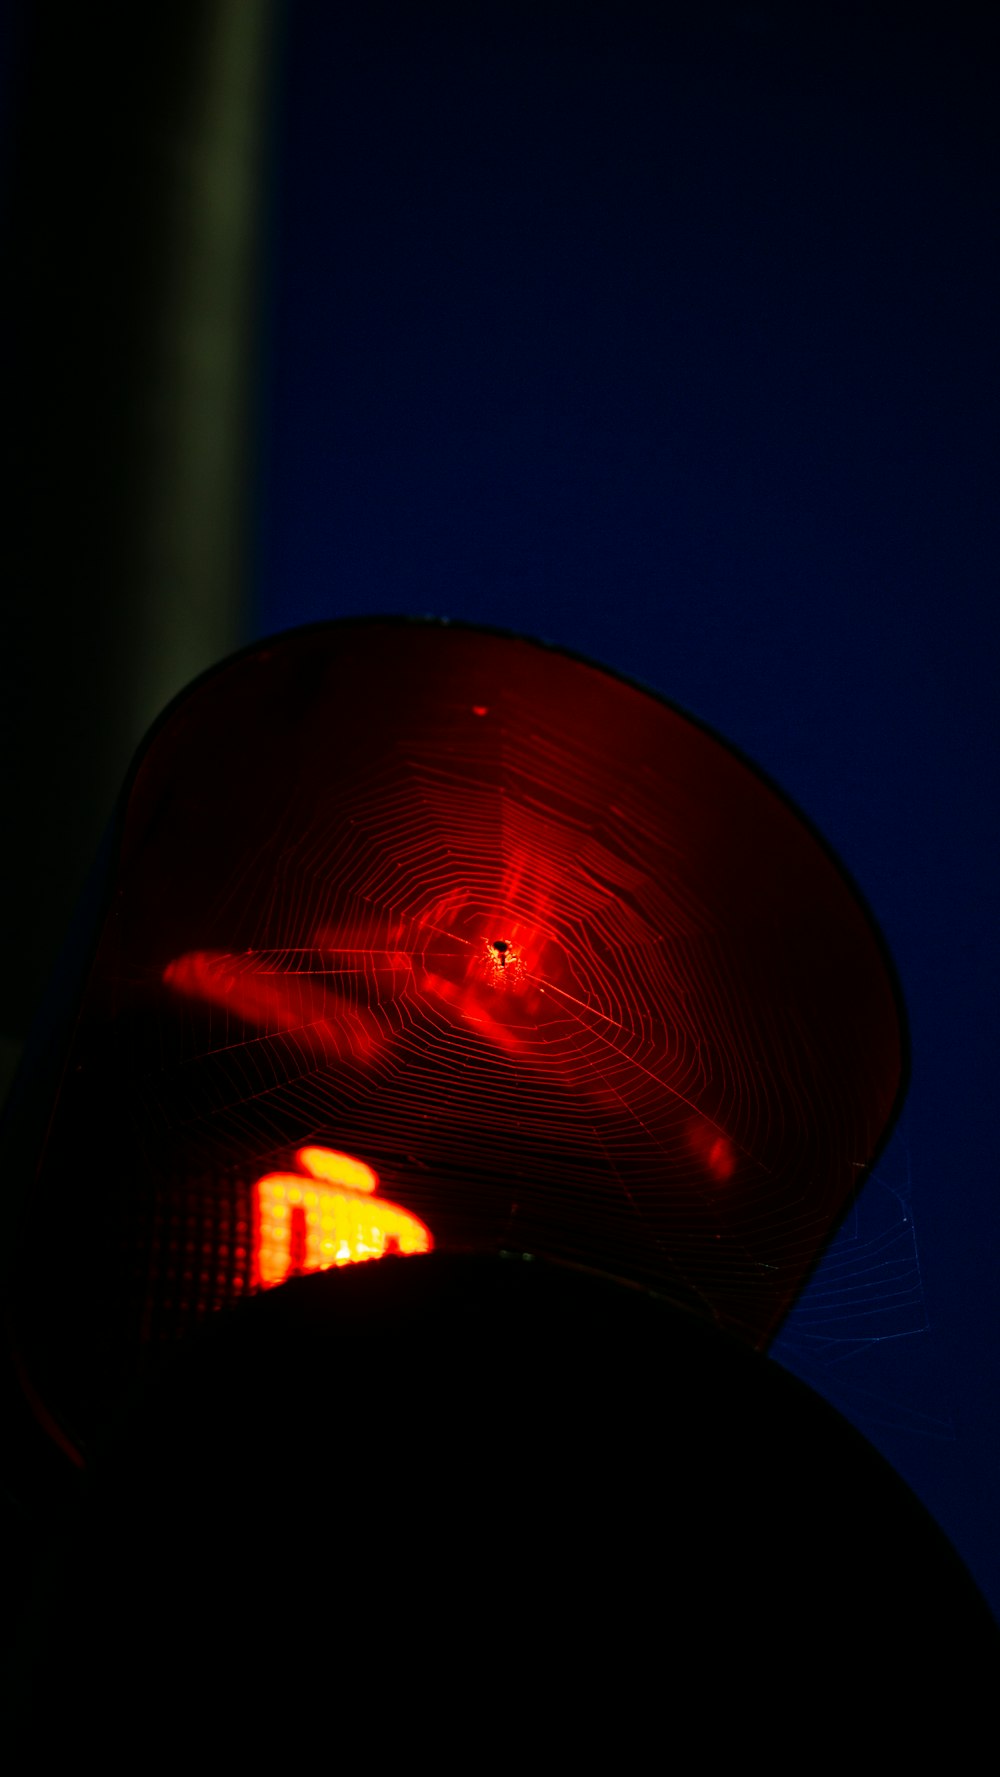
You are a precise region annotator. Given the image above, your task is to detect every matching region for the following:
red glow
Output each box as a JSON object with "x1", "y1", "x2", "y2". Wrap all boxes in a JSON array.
[
  {"x1": 163, "y1": 950, "x2": 381, "y2": 1063},
  {"x1": 14, "y1": 617, "x2": 904, "y2": 1469},
  {"x1": 252, "y1": 1146, "x2": 432, "y2": 1288},
  {"x1": 687, "y1": 1118, "x2": 737, "y2": 1183}
]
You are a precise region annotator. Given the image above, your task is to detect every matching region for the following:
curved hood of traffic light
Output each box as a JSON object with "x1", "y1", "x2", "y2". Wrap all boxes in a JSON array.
[{"x1": 6, "y1": 618, "x2": 906, "y2": 1458}]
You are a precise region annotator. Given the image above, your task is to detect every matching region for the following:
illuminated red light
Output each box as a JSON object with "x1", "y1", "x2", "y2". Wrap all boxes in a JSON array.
[
  {"x1": 686, "y1": 1117, "x2": 737, "y2": 1183},
  {"x1": 252, "y1": 1146, "x2": 433, "y2": 1288},
  {"x1": 706, "y1": 1137, "x2": 736, "y2": 1182},
  {"x1": 6, "y1": 620, "x2": 907, "y2": 1465}
]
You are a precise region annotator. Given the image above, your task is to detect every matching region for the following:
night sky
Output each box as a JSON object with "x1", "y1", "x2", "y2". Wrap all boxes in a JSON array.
[{"x1": 255, "y1": 2, "x2": 999, "y2": 1618}]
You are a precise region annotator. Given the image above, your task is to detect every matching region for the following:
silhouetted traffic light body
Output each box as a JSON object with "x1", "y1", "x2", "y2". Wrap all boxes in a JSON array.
[{"x1": 2, "y1": 619, "x2": 996, "y2": 1738}]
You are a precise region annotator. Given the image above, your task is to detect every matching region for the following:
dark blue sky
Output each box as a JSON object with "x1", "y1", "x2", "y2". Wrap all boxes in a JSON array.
[{"x1": 256, "y1": 2, "x2": 999, "y2": 1615}]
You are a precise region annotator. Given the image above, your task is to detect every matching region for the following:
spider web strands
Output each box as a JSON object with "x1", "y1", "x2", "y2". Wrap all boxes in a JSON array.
[
  {"x1": 771, "y1": 1120, "x2": 946, "y2": 1439},
  {"x1": 10, "y1": 620, "x2": 905, "y2": 1451}
]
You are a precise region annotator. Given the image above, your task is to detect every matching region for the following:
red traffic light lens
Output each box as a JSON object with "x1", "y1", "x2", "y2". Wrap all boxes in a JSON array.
[{"x1": 7, "y1": 619, "x2": 904, "y2": 1459}]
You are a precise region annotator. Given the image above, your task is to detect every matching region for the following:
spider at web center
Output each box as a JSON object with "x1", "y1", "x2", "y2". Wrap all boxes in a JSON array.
[{"x1": 486, "y1": 937, "x2": 524, "y2": 987}]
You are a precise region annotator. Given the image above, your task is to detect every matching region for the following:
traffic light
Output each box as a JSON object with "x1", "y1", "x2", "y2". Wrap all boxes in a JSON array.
[{"x1": 2, "y1": 617, "x2": 996, "y2": 1740}]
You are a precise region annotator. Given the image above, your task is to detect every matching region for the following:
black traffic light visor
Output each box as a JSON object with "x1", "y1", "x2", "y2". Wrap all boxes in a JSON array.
[{"x1": 4, "y1": 617, "x2": 906, "y2": 1462}]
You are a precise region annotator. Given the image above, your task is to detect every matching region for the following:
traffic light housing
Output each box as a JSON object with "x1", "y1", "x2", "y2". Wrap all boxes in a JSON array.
[{"x1": 2, "y1": 618, "x2": 995, "y2": 1734}]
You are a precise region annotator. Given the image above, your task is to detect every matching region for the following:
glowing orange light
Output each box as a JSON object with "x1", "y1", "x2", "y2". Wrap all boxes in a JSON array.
[
  {"x1": 252, "y1": 1146, "x2": 432, "y2": 1288},
  {"x1": 296, "y1": 1146, "x2": 377, "y2": 1193}
]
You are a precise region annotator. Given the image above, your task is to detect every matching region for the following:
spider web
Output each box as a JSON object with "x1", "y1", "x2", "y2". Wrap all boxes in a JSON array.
[
  {"x1": 10, "y1": 621, "x2": 908, "y2": 1447},
  {"x1": 771, "y1": 1113, "x2": 953, "y2": 1439}
]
